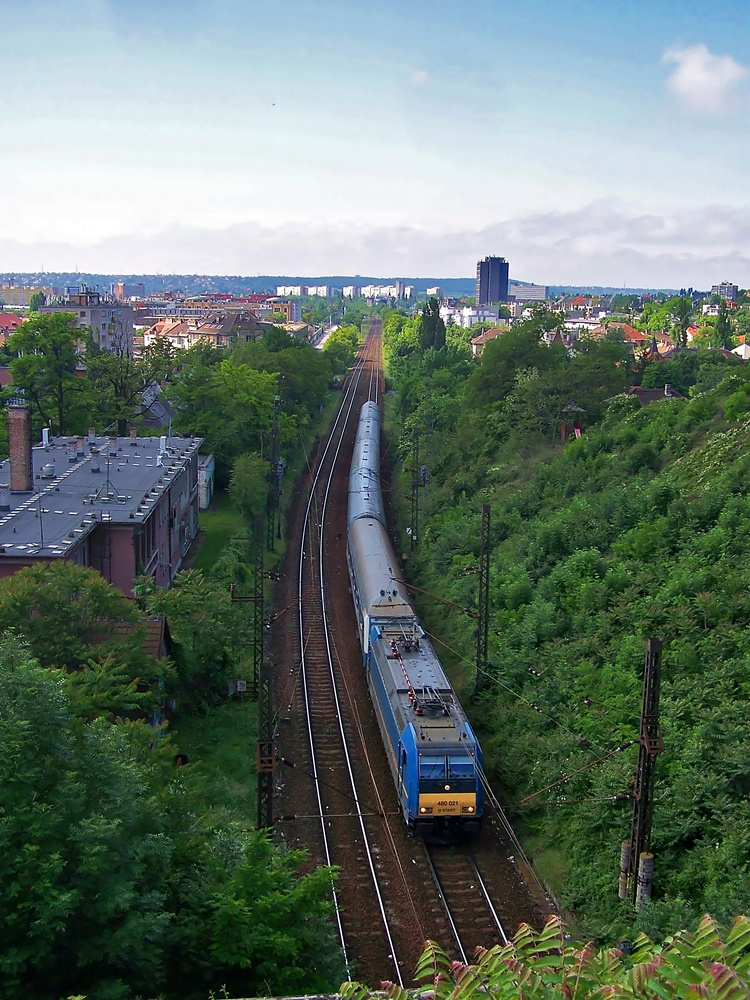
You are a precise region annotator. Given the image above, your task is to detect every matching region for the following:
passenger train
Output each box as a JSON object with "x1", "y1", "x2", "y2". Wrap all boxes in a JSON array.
[{"x1": 347, "y1": 400, "x2": 483, "y2": 840}]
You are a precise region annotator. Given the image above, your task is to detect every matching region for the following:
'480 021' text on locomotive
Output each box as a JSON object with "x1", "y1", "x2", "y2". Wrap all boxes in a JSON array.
[{"x1": 347, "y1": 401, "x2": 483, "y2": 841}]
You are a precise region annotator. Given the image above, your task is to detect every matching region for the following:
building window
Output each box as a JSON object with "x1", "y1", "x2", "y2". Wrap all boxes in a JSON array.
[{"x1": 135, "y1": 515, "x2": 157, "y2": 573}]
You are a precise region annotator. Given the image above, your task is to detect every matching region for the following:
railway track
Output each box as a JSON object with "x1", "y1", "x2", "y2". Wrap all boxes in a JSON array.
[
  {"x1": 272, "y1": 321, "x2": 552, "y2": 986},
  {"x1": 423, "y1": 845, "x2": 508, "y2": 963},
  {"x1": 296, "y1": 325, "x2": 406, "y2": 981}
]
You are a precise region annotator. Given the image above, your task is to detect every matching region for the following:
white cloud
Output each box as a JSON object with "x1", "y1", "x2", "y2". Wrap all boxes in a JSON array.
[
  {"x1": 409, "y1": 69, "x2": 428, "y2": 86},
  {"x1": 662, "y1": 43, "x2": 748, "y2": 113},
  {"x1": 2, "y1": 201, "x2": 750, "y2": 289}
]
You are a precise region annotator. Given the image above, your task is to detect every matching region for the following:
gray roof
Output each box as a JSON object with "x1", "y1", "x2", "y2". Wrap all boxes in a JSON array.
[{"x1": 0, "y1": 433, "x2": 202, "y2": 559}]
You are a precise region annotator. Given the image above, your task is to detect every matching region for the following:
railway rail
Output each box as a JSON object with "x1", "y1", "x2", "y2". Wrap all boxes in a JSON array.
[{"x1": 271, "y1": 321, "x2": 552, "y2": 986}]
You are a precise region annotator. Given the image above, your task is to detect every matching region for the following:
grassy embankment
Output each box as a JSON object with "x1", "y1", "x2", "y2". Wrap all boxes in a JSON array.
[{"x1": 170, "y1": 390, "x2": 345, "y2": 826}]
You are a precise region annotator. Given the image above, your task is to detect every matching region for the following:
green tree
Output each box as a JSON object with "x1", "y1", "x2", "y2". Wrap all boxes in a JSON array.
[
  {"x1": 0, "y1": 638, "x2": 174, "y2": 999},
  {"x1": 229, "y1": 452, "x2": 270, "y2": 522},
  {"x1": 28, "y1": 290, "x2": 45, "y2": 311},
  {"x1": 716, "y1": 299, "x2": 734, "y2": 349},
  {"x1": 87, "y1": 337, "x2": 176, "y2": 435},
  {"x1": 144, "y1": 568, "x2": 249, "y2": 708},
  {"x1": 0, "y1": 562, "x2": 168, "y2": 717},
  {"x1": 6, "y1": 311, "x2": 90, "y2": 434},
  {"x1": 419, "y1": 296, "x2": 446, "y2": 350},
  {"x1": 669, "y1": 295, "x2": 693, "y2": 348}
]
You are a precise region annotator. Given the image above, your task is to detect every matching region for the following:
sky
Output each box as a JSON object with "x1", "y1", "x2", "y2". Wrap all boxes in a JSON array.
[{"x1": 2, "y1": 0, "x2": 750, "y2": 287}]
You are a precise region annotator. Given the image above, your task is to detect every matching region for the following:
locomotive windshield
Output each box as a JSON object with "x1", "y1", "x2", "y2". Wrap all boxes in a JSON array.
[
  {"x1": 419, "y1": 757, "x2": 447, "y2": 780},
  {"x1": 448, "y1": 756, "x2": 475, "y2": 778}
]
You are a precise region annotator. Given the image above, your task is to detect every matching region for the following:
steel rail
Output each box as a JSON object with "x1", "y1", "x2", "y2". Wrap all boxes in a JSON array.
[
  {"x1": 297, "y1": 329, "x2": 403, "y2": 984},
  {"x1": 421, "y1": 844, "x2": 469, "y2": 965},
  {"x1": 297, "y1": 344, "x2": 368, "y2": 977},
  {"x1": 468, "y1": 852, "x2": 509, "y2": 945}
]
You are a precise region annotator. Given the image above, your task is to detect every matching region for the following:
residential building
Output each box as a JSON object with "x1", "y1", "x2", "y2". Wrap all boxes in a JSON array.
[
  {"x1": 440, "y1": 304, "x2": 500, "y2": 329},
  {"x1": 475, "y1": 256, "x2": 509, "y2": 305},
  {"x1": 510, "y1": 282, "x2": 548, "y2": 302},
  {"x1": 143, "y1": 310, "x2": 265, "y2": 351},
  {"x1": 470, "y1": 326, "x2": 508, "y2": 357},
  {"x1": 265, "y1": 298, "x2": 301, "y2": 323},
  {"x1": 113, "y1": 282, "x2": 145, "y2": 301},
  {"x1": 0, "y1": 410, "x2": 202, "y2": 596},
  {"x1": 0, "y1": 313, "x2": 23, "y2": 341},
  {"x1": 711, "y1": 281, "x2": 738, "y2": 302},
  {"x1": 0, "y1": 284, "x2": 54, "y2": 307},
  {"x1": 342, "y1": 286, "x2": 361, "y2": 298},
  {"x1": 40, "y1": 285, "x2": 134, "y2": 353}
]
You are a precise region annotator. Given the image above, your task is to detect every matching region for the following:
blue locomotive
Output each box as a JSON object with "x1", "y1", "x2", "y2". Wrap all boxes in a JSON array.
[{"x1": 347, "y1": 401, "x2": 483, "y2": 840}]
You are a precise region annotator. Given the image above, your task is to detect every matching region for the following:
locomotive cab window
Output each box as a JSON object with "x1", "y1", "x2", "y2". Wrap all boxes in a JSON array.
[
  {"x1": 419, "y1": 757, "x2": 447, "y2": 780},
  {"x1": 448, "y1": 756, "x2": 475, "y2": 779}
]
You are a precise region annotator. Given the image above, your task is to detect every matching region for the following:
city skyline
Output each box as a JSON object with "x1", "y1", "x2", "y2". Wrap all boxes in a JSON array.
[{"x1": 1, "y1": 0, "x2": 750, "y2": 286}]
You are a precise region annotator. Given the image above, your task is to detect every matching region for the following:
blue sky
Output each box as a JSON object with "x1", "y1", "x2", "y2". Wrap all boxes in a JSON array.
[{"x1": 2, "y1": 0, "x2": 750, "y2": 286}]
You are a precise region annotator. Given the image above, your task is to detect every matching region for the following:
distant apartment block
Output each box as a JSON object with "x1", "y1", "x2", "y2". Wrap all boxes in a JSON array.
[
  {"x1": 0, "y1": 411, "x2": 202, "y2": 596},
  {"x1": 276, "y1": 285, "x2": 341, "y2": 298},
  {"x1": 342, "y1": 286, "x2": 361, "y2": 298},
  {"x1": 113, "y1": 281, "x2": 146, "y2": 301},
  {"x1": 510, "y1": 282, "x2": 548, "y2": 302},
  {"x1": 360, "y1": 283, "x2": 410, "y2": 300},
  {"x1": 711, "y1": 281, "x2": 738, "y2": 301},
  {"x1": 40, "y1": 285, "x2": 134, "y2": 353},
  {"x1": 0, "y1": 284, "x2": 54, "y2": 307},
  {"x1": 476, "y1": 256, "x2": 509, "y2": 305},
  {"x1": 426, "y1": 286, "x2": 442, "y2": 297}
]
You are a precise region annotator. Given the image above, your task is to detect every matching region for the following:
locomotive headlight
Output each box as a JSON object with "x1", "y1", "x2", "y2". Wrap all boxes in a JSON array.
[
  {"x1": 419, "y1": 806, "x2": 433, "y2": 814},
  {"x1": 444, "y1": 784, "x2": 451, "y2": 791},
  {"x1": 462, "y1": 806, "x2": 475, "y2": 814}
]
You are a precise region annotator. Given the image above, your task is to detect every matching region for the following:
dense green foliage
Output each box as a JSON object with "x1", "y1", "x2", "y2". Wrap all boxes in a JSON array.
[
  {"x1": 383, "y1": 309, "x2": 750, "y2": 941},
  {"x1": 166, "y1": 325, "x2": 359, "y2": 487},
  {"x1": 345, "y1": 913, "x2": 750, "y2": 1000},
  {"x1": 0, "y1": 637, "x2": 342, "y2": 1000}
]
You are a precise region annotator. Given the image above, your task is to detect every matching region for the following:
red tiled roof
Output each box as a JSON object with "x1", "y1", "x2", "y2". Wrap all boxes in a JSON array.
[
  {"x1": 0, "y1": 312, "x2": 23, "y2": 332},
  {"x1": 470, "y1": 326, "x2": 507, "y2": 346}
]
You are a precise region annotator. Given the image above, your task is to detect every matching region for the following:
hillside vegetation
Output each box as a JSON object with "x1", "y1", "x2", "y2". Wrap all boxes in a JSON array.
[{"x1": 383, "y1": 306, "x2": 750, "y2": 942}]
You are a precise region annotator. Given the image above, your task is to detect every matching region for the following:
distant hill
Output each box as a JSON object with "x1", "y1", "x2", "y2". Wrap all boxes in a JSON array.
[
  {"x1": 0, "y1": 272, "x2": 683, "y2": 299},
  {"x1": 0, "y1": 272, "x2": 476, "y2": 297}
]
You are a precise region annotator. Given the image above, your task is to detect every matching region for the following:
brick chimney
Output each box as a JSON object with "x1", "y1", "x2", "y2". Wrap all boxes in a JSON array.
[{"x1": 8, "y1": 403, "x2": 33, "y2": 492}]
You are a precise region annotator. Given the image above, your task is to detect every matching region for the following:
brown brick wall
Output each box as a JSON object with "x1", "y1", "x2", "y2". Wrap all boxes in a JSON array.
[{"x1": 8, "y1": 405, "x2": 32, "y2": 492}]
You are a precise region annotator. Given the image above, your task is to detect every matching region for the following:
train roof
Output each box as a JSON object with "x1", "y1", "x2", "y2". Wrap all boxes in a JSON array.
[
  {"x1": 348, "y1": 517, "x2": 415, "y2": 618},
  {"x1": 370, "y1": 625, "x2": 473, "y2": 748}
]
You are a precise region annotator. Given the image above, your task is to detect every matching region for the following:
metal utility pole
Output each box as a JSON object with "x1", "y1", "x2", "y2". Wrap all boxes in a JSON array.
[
  {"x1": 252, "y1": 513, "x2": 265, "y2": 699},
  {"x1": 256, "y1": 657, "x2": 275, "y2": 830},
  {"x1": 624, "y1": 637, "x2": 664, "y2": 908},
  {"x1": 410, "y1": 426, "x2": 420, "y2": 549},
  {"x1": 266, "y1": 394, "x2": 281, "y2": 551},
  {"x1": 475, "y1": 504, "x2": 491, "y2": 693}
]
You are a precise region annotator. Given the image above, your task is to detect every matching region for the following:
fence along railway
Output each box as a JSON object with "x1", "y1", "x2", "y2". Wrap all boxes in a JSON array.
[{"x1": 269, "y1": 320, "x2": 551, "y2": 986}]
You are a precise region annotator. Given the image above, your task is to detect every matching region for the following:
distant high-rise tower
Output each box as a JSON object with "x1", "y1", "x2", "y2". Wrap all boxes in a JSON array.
[{"x1": 476, "y1": 256, "x2": 509, "y2": 305}]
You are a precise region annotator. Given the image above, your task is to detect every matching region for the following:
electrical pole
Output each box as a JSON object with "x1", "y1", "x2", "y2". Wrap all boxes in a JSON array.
[
  {"x1": 252, "y1": 513, "x2": 264, "y2": 698},
  {"x1": 475, "y1": 504, "x2": 491, "y2": 693},
  {"x1": 267, "y1": 394, "x2": 281, "y2": 551},
  {"x1": 410, "y1": 426, "x2": 419, "y2": 549},
  {"x1": 256, "y1": 658, "x2": 275, "y2": 830},
  {"x1": 625, "y1": 637, "x2": 664, "y2": 908}
]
